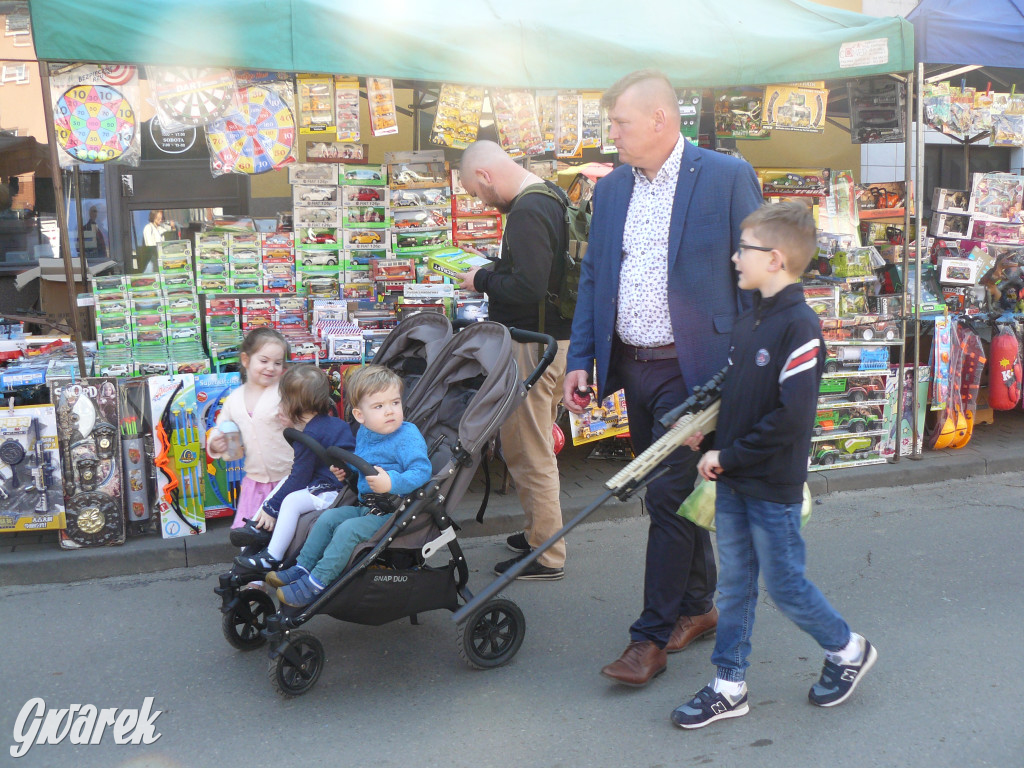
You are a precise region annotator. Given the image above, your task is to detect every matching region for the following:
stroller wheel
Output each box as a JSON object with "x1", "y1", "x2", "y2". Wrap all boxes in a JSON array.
[
  {"x1": 222, "y1": 588, "x2": 275, "y2": 651},
  {"x1": 457, "y1": 593, "x2": 526, "y2": 669},
  {"x1": 268, "y1": 631, "x2": 325, "y2": 697}
]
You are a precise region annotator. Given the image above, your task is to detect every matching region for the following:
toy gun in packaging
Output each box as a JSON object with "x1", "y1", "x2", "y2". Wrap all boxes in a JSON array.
[
  {"x1": 26, "y1": 417, "x2": 52, "y2": 513},
  {"x1": 455, "y1": 366, "x2": 728, "y2": 623}
]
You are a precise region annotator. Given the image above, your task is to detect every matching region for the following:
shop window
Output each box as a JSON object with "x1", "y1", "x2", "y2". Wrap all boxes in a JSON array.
[
  {"x1": 4, "y1": 10, "x2": 29, "y2": 36},
  {"x1": 1, "y1": 63, "x2": 28, "y2": 84}
]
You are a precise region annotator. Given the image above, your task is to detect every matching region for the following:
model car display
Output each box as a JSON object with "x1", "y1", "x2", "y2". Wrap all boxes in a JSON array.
[
  {"x1": 349, "y1": 231, "x2": 382, "y2": 244},
  {"x1": 301, "y1": 230, "x2": 338, "y2": 245},
  {"x1": 300, "y1": 253, "x2": 339, "y2": 266},
  {"x1": 344, "y1": 169, "x2": 382, "y2": 181},
  {"x1": 298, "y1": 186, "x2": 335, "y2": 202}
]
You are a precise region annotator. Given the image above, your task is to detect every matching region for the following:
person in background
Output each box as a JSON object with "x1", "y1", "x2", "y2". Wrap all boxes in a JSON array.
[
  {"x1": 83, "y1": 206, "x2": 106, "y2": 259},
  {"x1": 457, "y1": 140, "x2": 571, "y2": 581},
  {"x1": 143, "y1": 210, "x2": 172, "y2": 246},
  {"x1": 563, "y1": 69, "x2": 763, "y2": 687}
]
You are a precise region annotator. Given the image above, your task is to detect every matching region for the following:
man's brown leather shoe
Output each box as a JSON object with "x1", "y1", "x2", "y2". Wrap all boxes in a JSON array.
[
  {"x1": 600, "y1": 640, "x2": 667, "y2": 686},
  {"x1": 665, "y1": 606, "x2": 718, "y2": 654}
]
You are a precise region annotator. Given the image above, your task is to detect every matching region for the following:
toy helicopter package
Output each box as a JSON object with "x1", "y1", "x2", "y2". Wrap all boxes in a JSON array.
[
  {"x1": 195, "y1": 372, "x2": 243, "y2": 520},
  {"x1": 0, "y1": 404, "x2": 66, "y2": 534},
  {"x1": 148, "y1": 374, "x2": 206, "y2": 538},
  {"x1": 50, "y1": 378, "x2": 125, "y2": 549}
]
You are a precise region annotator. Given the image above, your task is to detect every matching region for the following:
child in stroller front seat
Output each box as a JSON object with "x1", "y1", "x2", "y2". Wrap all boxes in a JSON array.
[
  {"x1": 232, "y1": 364, "x2": 356, "y2": 575},
  {"x1": 269, "y1": 365, "x2": 433, "y2": 607}
]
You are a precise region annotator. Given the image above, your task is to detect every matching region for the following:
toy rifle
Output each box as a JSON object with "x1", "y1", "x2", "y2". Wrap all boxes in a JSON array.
[
  {"x1": 454, "y1": 366, "x2": 728, "y2": 624},
  {"x1": 27, "y1": 417, "x2": 50, "y2": 514}
]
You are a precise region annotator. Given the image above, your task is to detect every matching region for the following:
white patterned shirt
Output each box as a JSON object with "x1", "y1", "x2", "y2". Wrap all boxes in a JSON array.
[{"x1": 615, "y1": 134, "x2": 685, "y2": 347}]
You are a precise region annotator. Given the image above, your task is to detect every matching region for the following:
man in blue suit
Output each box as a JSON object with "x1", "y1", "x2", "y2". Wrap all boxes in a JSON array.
[{"x1": 563, "y1": 70, "x2": 764, "y2": 687}]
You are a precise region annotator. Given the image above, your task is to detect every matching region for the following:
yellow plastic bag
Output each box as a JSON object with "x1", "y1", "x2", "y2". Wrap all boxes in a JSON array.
[{"x1": 676, "y1": 481, "x2": 812, "y2": 532}]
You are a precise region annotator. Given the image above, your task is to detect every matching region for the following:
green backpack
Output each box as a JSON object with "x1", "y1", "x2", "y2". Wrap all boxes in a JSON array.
[{"x1": 520, "y1": 183, "x2": 591, "y2": 323}]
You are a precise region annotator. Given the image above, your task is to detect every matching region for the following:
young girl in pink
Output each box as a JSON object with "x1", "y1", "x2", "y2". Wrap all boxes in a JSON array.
[{"x1": 206, "y1": 328, "x2": 292, "y2": 529}]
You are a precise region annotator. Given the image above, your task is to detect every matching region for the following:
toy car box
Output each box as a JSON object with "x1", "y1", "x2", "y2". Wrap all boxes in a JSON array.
[{"x1": 426, "y1": 247, "x2": 491, "y2": 279}]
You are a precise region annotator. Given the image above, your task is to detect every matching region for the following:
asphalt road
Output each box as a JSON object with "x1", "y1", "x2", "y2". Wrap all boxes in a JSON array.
[{"x1": 2, "y1": 473, "x2": 1022, "y2": 768}]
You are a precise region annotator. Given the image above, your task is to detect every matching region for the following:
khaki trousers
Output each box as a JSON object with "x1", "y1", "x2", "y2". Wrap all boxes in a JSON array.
[{"x1": 499, "y1": 339, "x2": 569, "y2": 568}]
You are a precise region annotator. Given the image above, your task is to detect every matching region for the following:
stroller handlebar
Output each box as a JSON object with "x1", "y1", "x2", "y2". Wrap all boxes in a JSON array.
[
  {"x1": 282, "y1": 427, "x2": 379, "y2": 478},
  {"x1": 326, "y1": 446, "x2": 379, "y2": 477},
  {"x1": 508, "y1": 328, "x2": 558, "y2": 391}
]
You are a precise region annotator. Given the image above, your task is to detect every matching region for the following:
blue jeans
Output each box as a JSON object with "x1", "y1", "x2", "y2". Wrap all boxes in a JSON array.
[
  {"x1": 297, "y1": 506, "x2": 388, "y2": 586},
  {"x1": 712, "y1": 485, "x2": 851, "y2": 682}
]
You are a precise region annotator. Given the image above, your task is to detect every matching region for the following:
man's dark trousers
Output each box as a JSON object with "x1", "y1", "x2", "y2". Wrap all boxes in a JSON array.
[{"x1": 616, "y1": 349, "x2": 717, "y2": 647}]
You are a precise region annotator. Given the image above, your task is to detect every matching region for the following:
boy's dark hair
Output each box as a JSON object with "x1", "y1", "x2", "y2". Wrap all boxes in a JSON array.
[
  {"x1": 279, "y1": 364, "x2": 335, "y2": 423},
  {"x1": 742, "y1": 201, "x2": 817, "y2": 276},
  {"x1": 345, "y1": 364, "x2": 404, "y2": 411},
  {"x1": 238, "y1": 327, "x2": 289, "y2": 382}
]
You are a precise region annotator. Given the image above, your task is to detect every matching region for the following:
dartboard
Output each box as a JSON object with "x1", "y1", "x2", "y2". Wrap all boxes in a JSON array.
[
  {"x1": 152, "y1": 67, "x2": 235, "y2": 126},
  {"x1": 54, "y1": 84, "x2": 136, "y2": 163},
  {"x1": 206, "y1": 86, "x2": 295, "y2": 175}
]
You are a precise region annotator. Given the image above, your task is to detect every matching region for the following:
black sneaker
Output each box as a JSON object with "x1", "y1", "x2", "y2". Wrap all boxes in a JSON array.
[
  {"x1": 229, "y1": 519, "x2": 272, "y2": 549},
  {"x1": 809, "y1": 637, "x2": 878, "y2": 707},
  {"x1": 494, "y1": 552, "x2": 564, "y2": 581},
  {"x1": 232, "y1": 549, "x2": 282, "y2": 576},
  {"x1": 506, "y1": 531, "x2": 530, "y2": 554},
  {"x1": 671, "y1": 684, "x2": 749, "y2": 729}
]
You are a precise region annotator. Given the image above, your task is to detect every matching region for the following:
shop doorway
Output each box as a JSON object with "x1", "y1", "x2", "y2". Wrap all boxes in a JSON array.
[{"x1": 108, "y1": 159, "x2": 250, "y2": 274}]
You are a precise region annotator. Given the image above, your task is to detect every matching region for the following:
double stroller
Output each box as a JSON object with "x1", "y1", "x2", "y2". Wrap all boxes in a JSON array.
[{"x1": 215, "y1": 312, "x2": 556, "y2": 696}]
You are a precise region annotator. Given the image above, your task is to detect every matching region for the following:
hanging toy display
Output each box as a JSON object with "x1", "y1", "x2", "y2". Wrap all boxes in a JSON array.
[
  {"x1": 47, "y1": 63, "x2": 141, "y2": 167},
  {"x1": 50, "y1": 378, "x2": 126, "y2": 548},
  {"x1": 988, "y1": 325, "x2": 1022, "y2": 410},
  {"x1": 206, "y1": 82, "x2": 296, "y2": 176},
  {"x1": 149, "y1": 66, "x2": 237, "y2": 128}
]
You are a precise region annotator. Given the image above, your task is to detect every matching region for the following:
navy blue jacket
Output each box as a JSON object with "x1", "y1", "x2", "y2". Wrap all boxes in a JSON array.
[
  {"x1": 566, "y1": 139, "x2": 764, "y2": 399},
  {"x1": 715, "y1": 283, "x2": 825, "y2": 504},
  {"x1": 262, "y1": 413, "x2": 356, "y2": 516}
]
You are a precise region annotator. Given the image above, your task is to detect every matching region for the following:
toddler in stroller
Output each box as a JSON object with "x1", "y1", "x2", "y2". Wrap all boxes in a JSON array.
[
  {"x1": 269, "y1": 365, "x2": 432, "y2": 607},
  {"x1": 216, "y1": 318, "x2": 556, "y2": 696}
]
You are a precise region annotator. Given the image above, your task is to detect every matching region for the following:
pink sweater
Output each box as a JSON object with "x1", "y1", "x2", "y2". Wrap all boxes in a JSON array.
[{"x1": 208, "y1": 383, "x2": 293, "y2": 483}]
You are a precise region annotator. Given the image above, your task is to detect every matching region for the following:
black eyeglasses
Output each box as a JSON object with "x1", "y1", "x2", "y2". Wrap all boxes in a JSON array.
[{"x1": 736, "y1": 242, "x2": 775, "y2": 253}]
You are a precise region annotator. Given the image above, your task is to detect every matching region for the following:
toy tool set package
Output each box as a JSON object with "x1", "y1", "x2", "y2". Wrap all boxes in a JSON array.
[
  {"x1": 148, "y1": 375, "x2": 206, "y2": 538},
  {"x1": 50, "y1": 378, "x2": 126, "y2": 549},
  {"x1": 0, "y1": 405, "x2": 65, "y2": 533}
]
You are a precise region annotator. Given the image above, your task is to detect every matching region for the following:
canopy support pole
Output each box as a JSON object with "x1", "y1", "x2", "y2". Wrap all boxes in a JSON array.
[
  {"x1": 37, "y1": 62, "x2": 87, "y2": 374},
  {"x1": 898, "y1": 70, "x2": 915, "y2": 459},
  {"x1": 914, "y1": 61, "x2": 925, "y2": 458}
]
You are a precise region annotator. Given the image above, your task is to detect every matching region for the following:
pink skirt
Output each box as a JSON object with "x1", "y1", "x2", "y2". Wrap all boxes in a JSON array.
[{"x1": 231, "y1": 476, "x2": 284, "y2": 528}]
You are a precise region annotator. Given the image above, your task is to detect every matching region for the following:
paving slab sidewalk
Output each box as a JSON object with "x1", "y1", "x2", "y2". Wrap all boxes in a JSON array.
[{"x1": 3, "y1": 411, "x2": 1022, "y2": 587}]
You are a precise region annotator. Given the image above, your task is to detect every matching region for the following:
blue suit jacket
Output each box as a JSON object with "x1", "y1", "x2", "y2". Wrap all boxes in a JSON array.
[{"x1": 566, "y1": 140, "x2": 764, "y2": 400}]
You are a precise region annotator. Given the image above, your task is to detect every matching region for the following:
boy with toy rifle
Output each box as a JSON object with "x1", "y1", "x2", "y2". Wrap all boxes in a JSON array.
[{"x1": 672, "y1": 201, "x2": 877, "y2": 729}]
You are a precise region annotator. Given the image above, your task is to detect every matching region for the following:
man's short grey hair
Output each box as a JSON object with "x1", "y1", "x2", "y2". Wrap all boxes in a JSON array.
[{"x1": 600, "y1": 69, "x2": 677, "y2": 113}]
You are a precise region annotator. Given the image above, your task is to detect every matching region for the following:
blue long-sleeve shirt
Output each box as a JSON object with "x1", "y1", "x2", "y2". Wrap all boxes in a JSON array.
[
  {"x1": 262, "y1": 413, "x2": 356, "y2": 516},
  {"x1": 353, "y1": 421, "x2": 432, "y2": 499}
]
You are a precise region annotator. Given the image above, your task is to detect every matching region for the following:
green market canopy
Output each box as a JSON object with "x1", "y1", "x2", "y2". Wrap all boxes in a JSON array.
[{"x1": 29, "y1": 0, "x2": 914, "y2": 88}]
